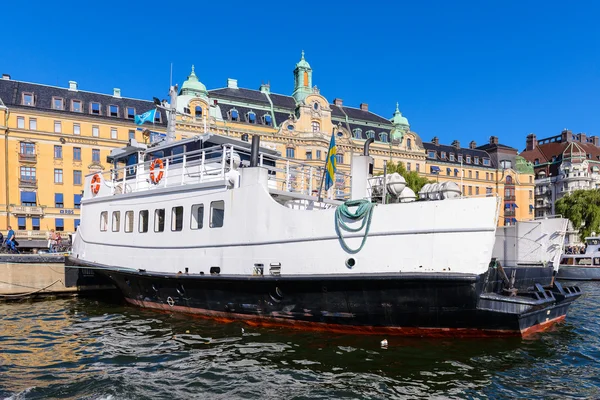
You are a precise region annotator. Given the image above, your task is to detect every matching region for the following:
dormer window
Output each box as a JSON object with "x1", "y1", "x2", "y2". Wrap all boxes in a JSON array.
[
  {"x1": 195, "y1": 106, "x2": 202, "y2": 119},
  {"x1": 483, "y1": 158, "x2": 490, "y2": 166},
  {"x1": 458, "y1": 154, "x2": 463, "y2": 162},
  {"x1": 440, "y1": 151, "x2": 446, "y2": 159},
  {"x1": 366, "y1": 130, "x2": 375, "y2": 139},
  {"x1": 263, "y1": 114, "x2": 273, "y2": 126},
  {"x1": 127, "y1": 107, "x2": 135, "y2": 119},
  {"x1": 427, "y1": 150, "x2": 436, "y2": 159},
  {"x1": 109, "y1": 104, "x2": 119, "y2": 117},
  {"x1": 52, "y1": 97, "x2": 64, "y2": 110},
  {"x1": 534, "y1": 159, "x2": 539, "y2": 165},
  {"x1": 22, "y1": 93, "x2": 34, "y2": 106},
  {"x1": 183, "y1": 107, "x2": 191, "y2": 115},
  {"x1": 380, "y1": 133, "x2": 388, "y2": 142},
  {"x1": 474, "y1": 156, "x2": 480, "y2": 165},
  {"x1": 71, "y1": 100, "x2": 82, "y2": 113},
  {"x1": 449, "y1": 153, "x2": 455, "y2": 161},
  {"x1": 229, "y1": 109, "x2": 239, "y2": 122},
  {"x1": 352, "y1": 128, "x2": 362, "y2": 139},
  {"x1": 90, "y1": 102, "x2": 101, "y2": 115},
  {"x1": 466, "y1": 155, "x2": 471, "y2": 164},
  {"x1": 247, "y1": 111, "x2": 256, "y2": 124}
]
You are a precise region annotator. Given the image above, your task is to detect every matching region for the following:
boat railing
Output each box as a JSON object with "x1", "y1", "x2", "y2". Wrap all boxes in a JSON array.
[{"x1": 85, "y1": 143, "x2": 352, "y2": 200}]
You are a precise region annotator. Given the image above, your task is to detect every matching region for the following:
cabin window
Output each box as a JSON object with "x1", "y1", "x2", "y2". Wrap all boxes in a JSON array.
[
  {"x1": 191, "y1": 204, "x2": 204, "y2": 229},
  {"x1": 124, "y1": 211, "x2": 134, "y2": 233},
  {"x1": 154, "y1": 209, "x2": 165, "y2": 232},
  {"x1": 139, "y1": 210, "x2": 148, "y2": 233},
  {"x1": 577, "y1": 258, "x2": 592, "y2": 265},
  {"x1": 112, "y1": 211, "x2": 120, "y2": 232},
  {"x1": 210, "y1": 200, "x2": 225, "y2": 228},
  {"x1": 594, "y1": 258, "x2": 600, "y2": 266},
  {"x1": 100, "y1": 211, "x2": 108, "y2": 231},
  {"x1": 171, "y1": 206, "x2": 184, "y2": 231}
]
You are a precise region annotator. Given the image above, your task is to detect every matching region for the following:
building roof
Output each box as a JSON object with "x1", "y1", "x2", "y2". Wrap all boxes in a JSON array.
[
  {"x1": 423, "y1": 141, "x2": 495, "y2": 168},
  {"x1": 0, "y1": 78, "x2": 166, "y2": 126}
]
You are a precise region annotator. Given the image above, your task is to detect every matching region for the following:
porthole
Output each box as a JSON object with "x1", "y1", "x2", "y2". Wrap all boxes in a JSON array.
[{"x1": 346, "y1": 258, "x2": 356, "y2": 269}]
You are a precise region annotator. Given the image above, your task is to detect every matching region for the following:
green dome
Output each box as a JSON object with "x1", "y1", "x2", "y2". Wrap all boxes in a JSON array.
[
  {"x1": 390, "y1": 102, "x2": 409, "y2": 127},
  {"x1": 295, "y1": 50, "x2": 311, "y2": 69},
  {"x1": 180, "y1": 65, "x2": 208, "y2": 97}
]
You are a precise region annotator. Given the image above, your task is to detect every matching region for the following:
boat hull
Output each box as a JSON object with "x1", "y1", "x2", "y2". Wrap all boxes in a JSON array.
[
  {"x1": 67, "y1": 257, "x2": 580, "y2": 337},
  {"x1": 557, "y1": 265, "x2": 600, "y2": 281}
]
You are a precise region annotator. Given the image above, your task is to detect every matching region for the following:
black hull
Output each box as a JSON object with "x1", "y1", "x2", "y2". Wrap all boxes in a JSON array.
[
  {"x1": 557, "y1": 266, "x2": 600, "y2": 281},
  {"x1": 486, "y1": 265, "x2": 556, "y2": 291},
  {"x1": 66, "y1": 257, "x2": 581, "y2": 337}
]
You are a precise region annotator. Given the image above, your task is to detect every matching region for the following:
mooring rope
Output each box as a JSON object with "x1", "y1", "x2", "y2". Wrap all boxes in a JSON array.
[
  {"x1": 0, "y1": 279, "x2": 63, "y2": 298},
  {"x1": 334, "y1": 199, "x2": 375, "y2": 254}
]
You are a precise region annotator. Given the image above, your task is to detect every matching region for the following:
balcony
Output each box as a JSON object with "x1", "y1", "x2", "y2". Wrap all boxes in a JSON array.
[
  {"x1": 504, "y1": 209, "x2": 516, "y2": 217},
  {"x1": 504, "y1": 195, "x2": 516, "y2": 202},
  {"x1": 19, "y1": 153, "x2": 37, "y2": 163},
  {"x1": 11, "y1": 205, "x2": 44, "y2": 216},
  {"x1": 18, "y1": 178, "x2": 37, "y2": 189}
]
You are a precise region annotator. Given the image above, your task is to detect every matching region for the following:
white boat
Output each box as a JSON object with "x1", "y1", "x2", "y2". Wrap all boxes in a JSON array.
[
  {"x1": 558, "y1": 235, "x2": 600, "y2": 280},
  {"x1": 67, "y1": 108, "x2": 581, "y2": 336}
]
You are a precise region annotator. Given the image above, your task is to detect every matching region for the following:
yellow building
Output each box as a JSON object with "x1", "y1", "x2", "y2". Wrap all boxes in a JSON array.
[
  {"x1": 423, "y1": 136, "x2": 535, "y2": 226},
  {"x1": 0, "y1": 74, "x2": 167, "y2": 245}
]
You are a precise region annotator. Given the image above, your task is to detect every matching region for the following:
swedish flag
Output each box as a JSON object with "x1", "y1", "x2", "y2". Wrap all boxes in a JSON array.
[{"x1": 324, "y1": 133, "x2": 337, "y2": 191}]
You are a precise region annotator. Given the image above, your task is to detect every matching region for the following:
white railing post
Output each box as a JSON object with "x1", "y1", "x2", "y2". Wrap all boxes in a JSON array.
[
  {"x1": 200, "y1": 151, "x2": 206, "y2": 183},
  {"x1": 135, "y1": 163, "x2": 140, "y2": 191},
  {"x1": 221, "y1": 146, "x2": 226, "y2": 178},
  {"x1": 111, "y1": 170, "x2": 115, "y2": 195},
  {"x1": 181, "y1": 153, "x2": 186, "y2": 185},
  {"x1": 259, "y1": 153, "x2": 264, "y2": 166},
  {"x1": 286, "y1": 160, "x2": 290, "y2": 192},
  {"x1": 229, "y1": 146, "x2": 234, "y2": 170},
  {"x1": 301, "y1": 167, "x2": 306, "y2": 194},
  {"x1": 122, "y1": 166, "x2": 126, "y2": 193},
  {"x1": 309, "y1": 167, "x2": 313, "y2": 195}
]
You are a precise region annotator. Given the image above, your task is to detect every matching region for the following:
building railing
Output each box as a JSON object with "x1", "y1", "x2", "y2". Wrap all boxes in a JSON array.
[
  {"x1": 504, "y1": 209, "x2": 516, "y2": 217},
  {"x1": 504, "y1": 195, "x2": 516, "y2": 201},
  {"x1": 10, "y1": 205, "x2": 44, "y2": 216},
  {"x1": 19, "y1": 153, "x2": 37, "y2": 162},
  {"x1": 18, "y1": 178, "x2": 37, "y2": 188}
]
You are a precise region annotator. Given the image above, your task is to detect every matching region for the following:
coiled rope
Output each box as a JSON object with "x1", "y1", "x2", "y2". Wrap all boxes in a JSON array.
[{"x1": 334, "y1": 199, "x2": 375, "y2": 254}]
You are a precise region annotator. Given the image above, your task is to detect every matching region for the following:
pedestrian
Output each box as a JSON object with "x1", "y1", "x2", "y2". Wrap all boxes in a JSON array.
[
  {"x1": 6, "y1": 226, "x2": 18, "y2": 253},
  {"x1": 49, "y1": 229, "x2": 58, "y2": 253}
]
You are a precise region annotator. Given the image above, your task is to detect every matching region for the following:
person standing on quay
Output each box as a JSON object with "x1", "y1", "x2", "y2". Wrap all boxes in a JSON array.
[{"x1": 6, "y1": 226, "x2": 18, "y2": 253}]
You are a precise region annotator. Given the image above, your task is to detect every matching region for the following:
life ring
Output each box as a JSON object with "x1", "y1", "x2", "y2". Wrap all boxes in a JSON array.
[
  {"x1": 150, "y1": 159, "x2": 164, "y2": 184},
  {"x1": 90, "y1": 174, "x2": 101, "y2": 196}
]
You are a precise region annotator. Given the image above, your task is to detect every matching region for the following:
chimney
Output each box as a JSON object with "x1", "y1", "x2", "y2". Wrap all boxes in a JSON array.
[
  {"x1": 227, "y1": 78, "x2": 238, "y2": 89},
  {"x1": 469, "y1": 140, "x2": 477, "y2": 149},
  {"x1": 451, "y1": 140, "x2": 460, "y2": 149},
  {"x1": 68, "y1": 81, "x2": 78, "y2": 91},
  {"x1": 592, "y1": 135, "x2": 600, "y2": 146},
  {"x1": 579, "y1": 132, "x2": 587, "y2": 143},
  {"x1": 1, "y1": 74, "x2": 10, "y2": 80},
  {"x1": 489, "y1": 136, "x2": 499, "y2": 145},
  {"x1": 526, "y1": 133, "x2": 537, "y2": 151},
  {"x1": 113, "y1": 88, "x2": 121, "y2": 98},
  {"x1": 360, "y1": 103, "x2": 369, "y2": 111},
  {"x1": 259, "y1": 82, "x2": 270, "y2": 93},
  {"x1": 431, "y1": 136, "x2": 439, "y2": 146},
  {"x1": 333, "y1": 98, "x2": 343, "y2": 106},
  {"x1": 561, "y1": 129, "x2": 572, "y2": 142}
]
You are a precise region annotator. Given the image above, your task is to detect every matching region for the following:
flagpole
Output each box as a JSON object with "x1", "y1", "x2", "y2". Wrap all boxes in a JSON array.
[{"x1": 316, "y1": 167, "x2": 327, "y2": 202}]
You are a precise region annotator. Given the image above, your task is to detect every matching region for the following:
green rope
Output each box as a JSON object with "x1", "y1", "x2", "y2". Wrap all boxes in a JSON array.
[{"x1": 335, "y1": 199, "x2": 375, "y2": 254}]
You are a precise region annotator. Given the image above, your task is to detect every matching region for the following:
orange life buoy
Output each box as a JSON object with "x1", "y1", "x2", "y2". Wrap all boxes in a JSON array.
[
  {"x1": 90, "y1": 174, "x2": 101, "y2": 195},
  {"x1": 150, "y1": 158, "x2": 164, "y2": 184}
]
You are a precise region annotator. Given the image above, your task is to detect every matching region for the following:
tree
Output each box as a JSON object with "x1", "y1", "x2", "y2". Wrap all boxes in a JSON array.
[
  {"x1": 378, "y1": 161, "x2": 432, "y2": 194},
  {"x1": 555, "y1": 189, "x2": 600, "y2": 239}
]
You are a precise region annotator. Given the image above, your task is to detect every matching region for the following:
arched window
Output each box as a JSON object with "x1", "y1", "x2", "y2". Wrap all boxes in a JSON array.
[
  {"x1": 303, "y1": 71, "x2": 309, "y2": 87},
  {"x1": 352, "y1": 128, "x2": 362, "y2": 139},
  {"x1": 366, "y1": 130, "x2": 375, "y2": 139},
  {"x1": 229, "y1": 108, "x2": 239, "y2": 122},
  {"x1": 379, "y1": 133, "x2": 388, "y2": 143},
  {"x1": 247, "y1": 111, "x2": 256, "y2": 124},
  {"x1": 506, "y1": 175, "x2": 513, "y2": 184},
  {"x1": 311, "y1": 121, "x2": 320, "y2": 132},
  {"x1": 534, "y1": 158, "x2": 539, "y2": 165},
  {"x1": 406, "y1": 138, "x2": 412, "y2": 150},
  {"x1": 195, "y1": 106, "x2": 202, "y2": 119}
]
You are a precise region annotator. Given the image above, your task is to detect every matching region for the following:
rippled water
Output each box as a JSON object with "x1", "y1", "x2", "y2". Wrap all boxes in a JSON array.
[{"x1": 1, "y1": 282, "x2": 600, "y2": 399}]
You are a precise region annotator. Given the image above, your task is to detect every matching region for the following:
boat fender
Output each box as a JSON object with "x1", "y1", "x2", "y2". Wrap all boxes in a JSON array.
[{"x1": 150, "y1": 158, "x2": 164, "y2": 184}]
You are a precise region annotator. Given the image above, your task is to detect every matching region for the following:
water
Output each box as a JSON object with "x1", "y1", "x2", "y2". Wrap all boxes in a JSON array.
[{"x1": 1, "y1": 282, "x2": 600, "y2": 400}]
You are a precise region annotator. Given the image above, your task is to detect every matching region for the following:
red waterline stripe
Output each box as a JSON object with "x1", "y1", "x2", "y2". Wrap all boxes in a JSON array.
[{"x1": 125, "y1": 298, "x2": 565, "y2": 338}]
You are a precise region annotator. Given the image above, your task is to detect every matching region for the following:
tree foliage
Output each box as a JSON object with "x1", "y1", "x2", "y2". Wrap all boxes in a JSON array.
[
  {"x1": 378, "y1": 161, "x2": 432, "y2": 194},
  {"x1": 555, "y1": 189, "x2": 600, "y2": 239}
]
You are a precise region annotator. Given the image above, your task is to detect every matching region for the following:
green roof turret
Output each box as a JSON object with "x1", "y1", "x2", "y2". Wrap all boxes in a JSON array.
[{"x1": 180, "y1": 65, "x2": 208, "y2": 97}]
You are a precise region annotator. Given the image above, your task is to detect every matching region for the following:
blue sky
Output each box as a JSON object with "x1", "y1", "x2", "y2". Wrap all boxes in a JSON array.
[{"x1": 3, "y1": 0, "x2": 599, "y2": 150}]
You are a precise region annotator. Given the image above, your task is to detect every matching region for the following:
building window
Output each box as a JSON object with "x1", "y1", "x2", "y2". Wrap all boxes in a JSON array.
[
  {"x1": 54, "y1": 121, "x2": 61, "y2": 133},
  {"x1": 446, "y1": 167, "x2": 451, "y2": 175},
  {"x1": 427, "y1": 150, "x2": 435, "y2": 159},
  {"x1": 468, "y1": 186, "x2": 472, "y2": 195},
  {"x1": 316, "y1": 150, "x2": 321, "y2": 159},
  {"x1": 55, "y1": 218, "x2": 64, "y2": 232},
  {"x1": 191, "y1": 204, "x2": 204, "y2": 229},
  {"x1": 92, "y1": 126, "x2": 99, "y2": 137},
  {"x1": 406, "y1": 138, "x2": 412, "y2": 150},
  {"x1": 112, "y1": 211, "x2": 120, "y2": 232},
  {"x1": 476, "y1": 171, "x2": 479, "y2": 179},
  {"x1": 483, "y1": 158, "x2": 490, "y2": 166},
  {"x1": 449, "y1": 153, "x2": 455, "y2": 162},
  {"x1": 74, "y1": 170, "x2": 82, "y2": 185},
  {"x1": 71, "y1": 100, "x2": 82, "y2": 112},
  {"x1": 263, "y1": 114, "x2": 273, "y2": 126},
  {"x1": 286, "y1": 148, "x2": 295, "y2": 158},
  {"x1": 109, "y1": 105, "x2": 119, "y2": 117},
  {"x1": 306, "y1": 151, "x2": 312, "y2": 160},
  {"x1": 500, "y1": 160, "x2": 512, "y2": 169},
  {"x1": 154, "y1": 111, "x2": 161, "y2": 123},
  {"x1": 416, "y1": 164, "x2": 420, "y2": 172},
  {"x1": 54, "y1": 169, "x2": 63, "y2": 183},
  {"x1": 476, "y1": 187, "x2": 480, "y2": 195},
  {"x1": 20, "y1": 166, "x2": 36, "y2": 181},
  {"x1": 91, "y1": 102, "x2": 101, "y2": 115},
  {"x1": 55, "y1": 193, "x2": 64, "y2": 208},
  {"x1": 486, "y1": 187, "x2": 493, "y2": 196},
  {"x1": 52, "y1": 97, "x2": 64, "y2": 110},
  {"x1": 17, "y1": 217, "x2": 26, "y2": 230},
  {"x1": 74, "y1": 194, "x2": 82, "y2": 209},
  {"x1": 247, "y1": 111, "x2": 256, "y2": 123},
  {"x1": 20, "y1": 191, "x2": 36, "y2": 206},
  {"x1": 474, "y1": 157, "x2": 480, "y2": 165},
  {"x1": 407, "y1": 162, "x2": 411, "y2": 171},
  {"x1": 336, "y1": 154, "x2": 344, "y2": 164},
  {"x1": 486, "y1": 172, "x2": 489, "y2": 180},
  {"x1": 129, "y1": 130, "x2": 135, "y2": 140},
  {"x1": 154, "y1": 209, "x2": 165, "y2": 232},
  {"x1": 73, "y1": 123, "x2": 81, "y2": 135},
  {"x1": 139, "y1": 210, "x2": 149, "y2": 233},
  {"x1": 352, "y1": 128, "x2": 362, "y2": 139},
  {"x1": 194, "y1": 106, "x2": 202, "y2": 119},
  {"x1": 124, "y1": 211, "x2": 134, "y2": 233},
  {"x1": 22, "y1": 93, "x2": 34, "y2": 106},
  {"x1": 29, "y1": 118, "x2": 37, "y2": 130},
  {"x1": 380, "y1": 133, "x2": 389, "y2": 142},
  {"x1": 73, "y1": 147, "x2": 81, "y2": 161},
  {"x1": 529, "y1": 190, "x2": 533, "y2": 199},
  {"x1": 32, "y1": 217, "x2": 40, "y2": 231},
  {"x1": 171, "y1": 206, "x2": 184, "y2": 231},
  {"x1": 458, "y1": 154, "x2": 463, "y2": 163},
  {"x1": 312, "y1": 121, "x2": 320, "y2": 132},
  {"x1": 466, "y1": 155, "x2": 471, "y2": 163},
  {"x1": 366, "y1": 130, "x2": 375, "y2": 139},
  {"x1": 229, "y1": 109, "x2": 239, "y2": 121},
  {"x1": 210, "y1": 200, "x2": 225, "y2": 228},
  {"x1": 111, "y1": 128, "x2": 117, "y2": 139},
  {"x1": 506, "y1": 175, "x2": 513, "y2": 184},
  {"x1": 454, "y1": 169, "x2": 459, "y2": 177},
  {"x1": 20, "y1": 142, "x2": 35, "y2": 155},
  {"x1": 100, "y1": 211, "x2": 108, "y2": 231},
  {"x1": 54, "y1": 145, "x2": 62, "y2": 159},
  {"x1": 17, "y1": 117, "x2": 24, "y2": 129},
  {"x1": 127, "y1": 107, "x2": 135, "y2": 119},
  {"x1": 441, "y1": 151, "x2": 447, "y2": 159},
  {"x1": 92, "y1": 149, "x2": 100, "y2": 162},
  {"x1": 468, "y1": 171, "x2": 472, "y2": 178}
]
